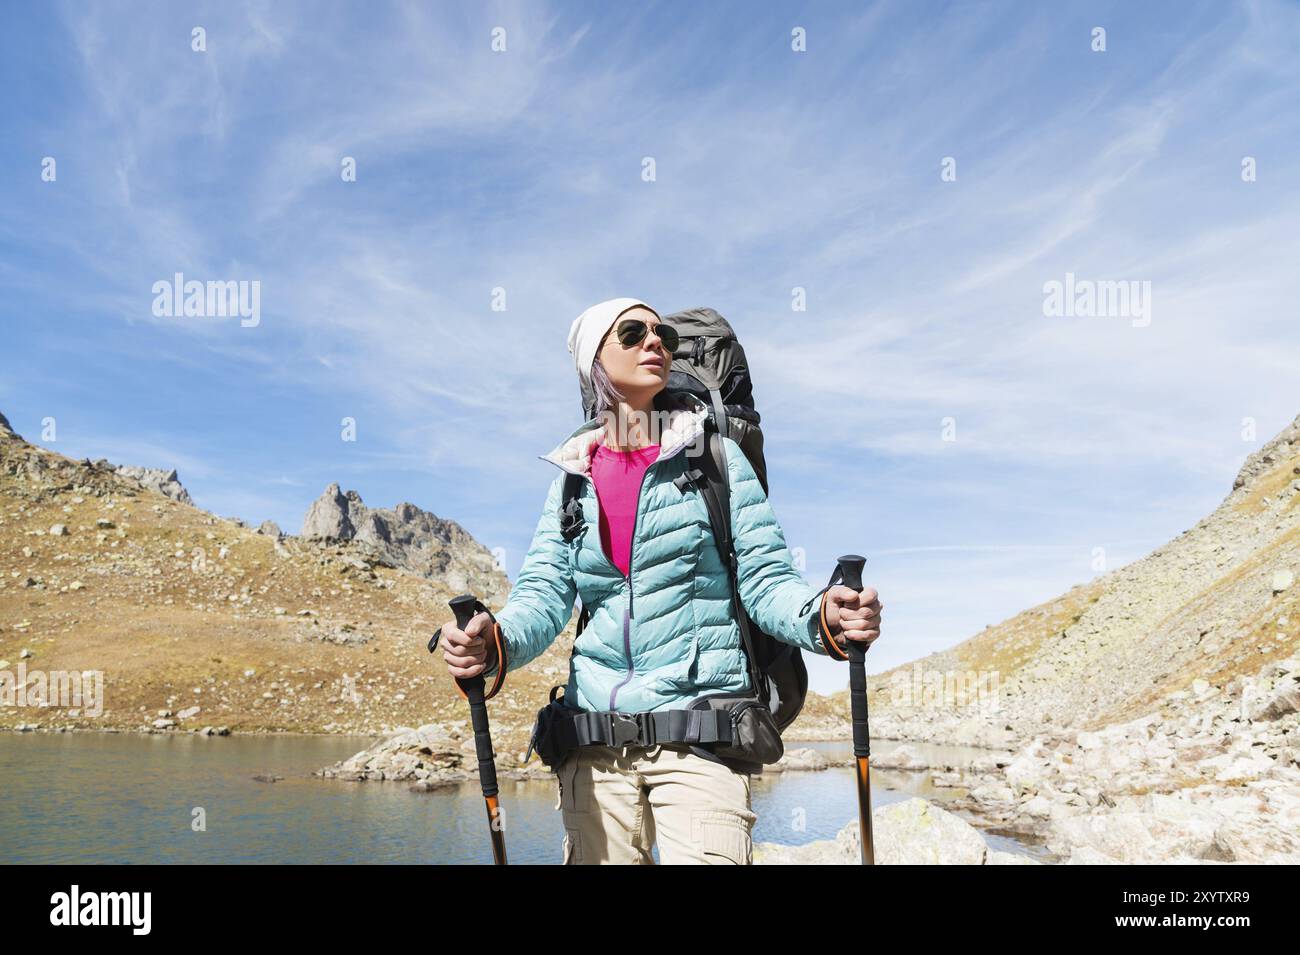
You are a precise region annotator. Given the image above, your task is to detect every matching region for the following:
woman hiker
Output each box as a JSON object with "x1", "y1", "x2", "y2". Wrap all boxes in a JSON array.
[{"x1": 438, "y1": 297, "x2": 883, "y2": 865}]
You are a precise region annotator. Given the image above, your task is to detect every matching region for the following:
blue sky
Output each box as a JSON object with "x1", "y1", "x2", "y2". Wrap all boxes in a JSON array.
[{"x1": 3, "y1": 1, "x2": 1298, "y2": 693}]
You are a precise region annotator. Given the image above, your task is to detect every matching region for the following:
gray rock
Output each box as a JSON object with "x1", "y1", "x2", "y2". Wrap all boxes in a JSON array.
[
  {"x1": 754, "y1": 798, "x2": 1040, "y2": 865},
  {"x1": 1251, "y1": 682, "x2": 1300, "y2": 721},
  {"x1": 301, "y1": 483, "x2": 354, "y2": 539},
  {"x1": 873, "y1": 743, "x2": 927, "y2": 770},
  {"x1": 0, "y1": 409, "x2": 19, "y2": 439},
  {"x1": 300, "y1": 483, "x2": 507, "y2": 597},
  {"x1": 409, "y1": 778, "x2": 461, "y2": 793},
  {"x1": 111, "y1": 464, "x2": 194, "y2": 505},
  {"x1": 318, "y1": 723, "x2": 464, "y2": 782},
  {"x1": 769, "y1": 747, "x2": 830, "y2": 772}
]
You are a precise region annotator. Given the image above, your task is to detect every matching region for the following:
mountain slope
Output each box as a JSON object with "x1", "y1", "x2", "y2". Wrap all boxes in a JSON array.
[
  {"x1": 849, "y1": 415, "x2": 1300, "y2": 862},
  {"x1": 0, "y1": 412, "x2": 558, "y2": 751},
  {"x1": 869, "y1": 414, "x2": 1300, "y2": 746}
]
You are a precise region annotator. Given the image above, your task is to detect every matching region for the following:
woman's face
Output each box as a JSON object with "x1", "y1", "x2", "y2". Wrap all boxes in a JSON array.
[{"x1": 596, "y1": 306, "x2": 671, "y2": 395}]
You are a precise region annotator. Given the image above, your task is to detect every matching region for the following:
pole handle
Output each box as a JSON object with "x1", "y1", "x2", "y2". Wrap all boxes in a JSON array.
[
  {"x1": 835, "y1": 553, "x2": 876, "y2": 864},
  {"x1": 438, "y1": 594, "x2": 498, "y2": 798},
  {"x1": 835, "y1": 555, "x2": 871, "y2": 758}
]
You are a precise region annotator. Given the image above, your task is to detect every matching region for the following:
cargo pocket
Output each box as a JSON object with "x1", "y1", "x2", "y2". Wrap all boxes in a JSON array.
[
  {"x1": 691, "y1": 807, "x2": 758, "y2": 865},
  {"x1": 555, "y1": 753, "x2": 573, "y2": 811},
  {"x1": 555, "y1": 750, "x2": 590, "y2": 814},
  {"x1": 562, "y1": 828, "x2": 582, "y2": 865}
]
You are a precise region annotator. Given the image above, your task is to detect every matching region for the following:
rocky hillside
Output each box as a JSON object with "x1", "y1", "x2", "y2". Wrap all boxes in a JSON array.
[
  {"x1": 870, "y1": 413, "x2": 1300, "y2": 741},
  {"x1": 857, "y1": 413, "x2": 1300, "y2": 862},
  {"x1": 0, "y1": 409, "x2": 846, "y2": 744},
  {"x1": 0, "y1": 410, "x2": 563, "y2": 745}
]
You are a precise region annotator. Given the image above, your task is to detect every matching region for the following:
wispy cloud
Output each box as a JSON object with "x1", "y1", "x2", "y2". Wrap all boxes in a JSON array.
[{"x1": 4, "y1": 0, "x2": 1299, "y2": 687}]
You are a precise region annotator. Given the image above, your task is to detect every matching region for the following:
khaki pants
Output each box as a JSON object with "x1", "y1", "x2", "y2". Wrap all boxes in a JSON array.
[{"x1": 554, "y1": 742, "x2": 757, "y2": 865}]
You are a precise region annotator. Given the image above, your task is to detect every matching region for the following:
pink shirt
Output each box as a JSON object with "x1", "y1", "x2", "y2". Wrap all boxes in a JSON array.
[{"x1": 590, "y1": 442, "x2": 660, "y2": 577}]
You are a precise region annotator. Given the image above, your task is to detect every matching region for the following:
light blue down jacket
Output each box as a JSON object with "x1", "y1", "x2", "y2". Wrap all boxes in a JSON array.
[{"x1": 489, "y1": 392, "x2": 833, "y2": 713}]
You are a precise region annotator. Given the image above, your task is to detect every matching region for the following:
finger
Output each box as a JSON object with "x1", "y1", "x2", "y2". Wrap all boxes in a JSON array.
[
  {"x1": 442, "y1": 638, "x2": 484, "y2": 663},
  {"x1": 838, "y1": 607, "x2": 881, "y2": 625},
  {"x1": 464, "y1": 612, "x2": 492, "y2": 638},
  {"x1": 442, "y1": 629, "x2": 485, "y2": 653},
  {"x1": 838, "y1": 605, "x2": 877, "y2": 620},
  {"x1": 857, "y1": 587, "x2": 879, "y2": 605},
  {"x1": 829, "y1": 585, "x2": 861, "y2": 606},
  {"x1": 840, "y1": 627, "x2": 879, "y2": 643},
  {"x1": 447, "y1": 660, "x2": 485, "y2": 679}
]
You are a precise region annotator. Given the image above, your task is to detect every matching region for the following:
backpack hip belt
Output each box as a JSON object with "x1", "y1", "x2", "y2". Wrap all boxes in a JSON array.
[{"x1": 526, "y1": 687, "x2": 784, "y2": 773}]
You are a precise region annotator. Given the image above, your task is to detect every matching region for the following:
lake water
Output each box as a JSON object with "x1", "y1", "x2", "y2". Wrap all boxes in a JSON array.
[{"x1": 0, "y1": 733, "x2": 1046, "y2": 864}]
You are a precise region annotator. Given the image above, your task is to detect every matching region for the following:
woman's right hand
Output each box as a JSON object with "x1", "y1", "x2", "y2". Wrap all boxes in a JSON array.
[
  {"x1": 823, "y1": 585, "x2": 882, "y2": 651},
  {"x1": 439, "y1": 610, "x2": 497, "y2": 679}
]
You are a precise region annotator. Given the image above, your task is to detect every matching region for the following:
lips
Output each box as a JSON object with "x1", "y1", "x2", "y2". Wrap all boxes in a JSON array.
[{"x1": 640, "y1": 357, "x2": 664, "y2": 368}]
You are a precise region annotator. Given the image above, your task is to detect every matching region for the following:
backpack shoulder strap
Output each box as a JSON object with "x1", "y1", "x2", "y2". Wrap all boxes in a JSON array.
[
  {"x1": 559, "y1": 472, "x2": 586, "y2": 542},
  {"x1": 557, "y1": 472, "x2": 591, "y2": 636},
  {"x1": 693, "y1": 427, "x2": 766, "y2": 699}
]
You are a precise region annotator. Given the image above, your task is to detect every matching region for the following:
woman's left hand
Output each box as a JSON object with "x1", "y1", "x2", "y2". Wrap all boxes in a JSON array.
[{"x1": 824, "y1": 585, "x2": 882, "y2": 650}]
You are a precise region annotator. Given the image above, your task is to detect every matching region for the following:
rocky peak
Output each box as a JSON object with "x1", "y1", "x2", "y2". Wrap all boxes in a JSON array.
[
  {"x1": 1231, "y1": 413, "x2": 1300, "y2": 496},
  {"x1": 301, "y1": 483, "x2": 506, "y2": 599},
  {"x1": 110, "y1": 464, "x2": 193, "y2": 505},
  {"x1": 302, "y1": 483, "x2": 355, "y2": 539}
]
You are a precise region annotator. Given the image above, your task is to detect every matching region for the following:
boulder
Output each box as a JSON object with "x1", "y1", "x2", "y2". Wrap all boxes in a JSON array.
[{"x1": 754, "y1": 798, "x2": 1040, "y2": 865}]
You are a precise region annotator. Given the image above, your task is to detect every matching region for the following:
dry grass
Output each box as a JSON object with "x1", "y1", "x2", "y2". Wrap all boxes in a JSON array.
[{"x1": 0, "y1": 435, "x2": 569, "y2": 749}]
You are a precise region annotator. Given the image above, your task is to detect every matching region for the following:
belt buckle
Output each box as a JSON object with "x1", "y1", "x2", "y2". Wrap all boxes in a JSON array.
[{"x1": 609, "y1": 712, "x2": 641, "y2": 747}]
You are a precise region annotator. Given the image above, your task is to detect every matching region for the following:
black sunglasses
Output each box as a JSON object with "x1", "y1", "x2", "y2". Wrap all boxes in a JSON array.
[{"x1": 608, "y1": 317, "x2": 679, "y2": 353}]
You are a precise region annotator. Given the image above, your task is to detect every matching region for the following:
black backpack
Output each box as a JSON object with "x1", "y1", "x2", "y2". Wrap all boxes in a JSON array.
[{"x1": 562, "y1": 306, "x2": 809, "y2": 732}]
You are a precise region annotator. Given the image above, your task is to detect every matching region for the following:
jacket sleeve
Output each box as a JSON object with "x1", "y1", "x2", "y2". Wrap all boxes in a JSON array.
[
  {"x1": 723, "y1": 436, "x2": 840, "y2": 657},
  {"x1": 484, "y1": 473, "x2": 578, "y2": 683}
]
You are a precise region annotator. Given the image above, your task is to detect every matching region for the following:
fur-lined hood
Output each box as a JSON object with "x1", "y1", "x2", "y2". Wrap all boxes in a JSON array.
[{"x1": 539, "y1": 391, "x2": 710, "y2": 478}]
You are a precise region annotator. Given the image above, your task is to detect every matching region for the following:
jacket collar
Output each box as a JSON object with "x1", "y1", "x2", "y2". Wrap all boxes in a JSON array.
[{"x1": 539, "y1": 392, "x2": 710, "y2": 478}]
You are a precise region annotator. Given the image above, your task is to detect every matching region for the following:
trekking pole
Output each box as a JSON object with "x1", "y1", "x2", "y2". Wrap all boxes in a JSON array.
[
  {"x1": 836, "y1": 554, "x2": 876, "y2": 865},
  {"x1": 428, "y1": 594, "x2": 507, "y2": 865}
]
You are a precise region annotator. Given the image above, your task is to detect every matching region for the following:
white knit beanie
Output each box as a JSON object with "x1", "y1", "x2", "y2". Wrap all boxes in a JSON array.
[{"x1": 567, "y1": 297, "x2": 660, "y2": 392}]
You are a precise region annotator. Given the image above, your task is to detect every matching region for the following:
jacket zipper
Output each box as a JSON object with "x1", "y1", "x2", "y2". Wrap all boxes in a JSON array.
[
  {"x1": 607, "y1": 461, "x2": 656, "y2": 711},
  {"x1": 540, "y1": 403, "x2": 706, "y2": 710}
]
